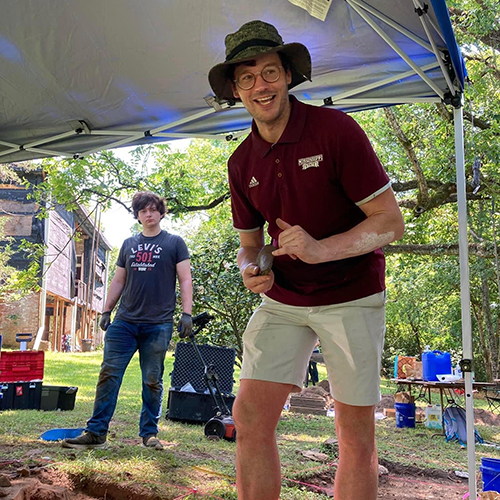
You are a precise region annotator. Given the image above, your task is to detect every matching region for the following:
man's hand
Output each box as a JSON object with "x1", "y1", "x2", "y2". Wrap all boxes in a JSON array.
[
  {"x1": 99, "y1": 311, "x2": 111, "y2": 331},
  {"x1": 241, "y1": 263, "x2": 274, "y2": 294},
  {"x1": 177, "y1": 312, "x2": 193, "y2": 338},
  {"x1": 273, "y1": 218, "x2": 325, "y2": 264}
]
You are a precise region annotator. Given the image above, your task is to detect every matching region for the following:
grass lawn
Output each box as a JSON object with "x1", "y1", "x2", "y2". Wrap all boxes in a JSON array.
[{"x1": 1, "y1": 350, "x2": 500, "y2": 499}]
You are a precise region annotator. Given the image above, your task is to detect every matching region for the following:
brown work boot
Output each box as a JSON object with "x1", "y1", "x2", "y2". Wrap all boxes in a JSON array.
[
  {"x1": 142, "y1": 435, "x2": 164, "y2": 450},
  {"x1": 62, "y1": 431, "x2": 107, "y2": 450}
]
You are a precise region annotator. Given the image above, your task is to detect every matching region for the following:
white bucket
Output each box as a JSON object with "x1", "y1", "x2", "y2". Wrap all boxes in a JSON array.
[{"x1": 424, "y1": 404, "x2": 442, "y2": 429}]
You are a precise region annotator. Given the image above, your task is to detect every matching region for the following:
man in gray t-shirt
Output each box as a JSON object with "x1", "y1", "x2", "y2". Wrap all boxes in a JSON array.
[{"x1": 63, "y1": 191, "x2": 193, "y2": 450}]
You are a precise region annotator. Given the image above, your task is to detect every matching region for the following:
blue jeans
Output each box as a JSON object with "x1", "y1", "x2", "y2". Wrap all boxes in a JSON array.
[{"x1": 86, "y1": 320, "x2": 173, "y2": 438}]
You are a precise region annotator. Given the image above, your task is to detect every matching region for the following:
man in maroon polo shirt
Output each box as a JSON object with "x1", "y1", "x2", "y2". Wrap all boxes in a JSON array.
[{"x1": 208, "y1": 20, "x2": 404, "y2": 500}]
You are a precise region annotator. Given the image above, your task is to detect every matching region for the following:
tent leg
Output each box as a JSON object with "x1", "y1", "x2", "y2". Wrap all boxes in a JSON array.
[{"x1": 454, "y1": 105, "x2": 477, "y2": 498}]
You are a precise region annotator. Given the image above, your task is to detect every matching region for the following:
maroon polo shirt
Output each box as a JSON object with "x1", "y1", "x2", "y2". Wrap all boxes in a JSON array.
[{"x1": 228, "y1": 96, "x2": 391, "y2": 307}]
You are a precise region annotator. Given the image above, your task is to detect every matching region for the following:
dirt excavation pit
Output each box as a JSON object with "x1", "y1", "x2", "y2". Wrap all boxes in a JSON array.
[
  {"x1": 0, "y1": 460, "x2": 474, "y2": 500},
  {"x1": 0, "y1": 468, "x2": 167, "y2": 500},
  {"x1": 298, "y1": 459, "x2": 470, "y2": 499}
]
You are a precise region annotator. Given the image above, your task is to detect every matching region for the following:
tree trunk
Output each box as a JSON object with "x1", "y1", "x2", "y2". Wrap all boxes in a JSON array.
[
  {"x1": 481, "y1": 275, "x2": 497, "y2": 381},
  {"x1": 472, "y1": 302, "x2": 493, "y2": 381}
]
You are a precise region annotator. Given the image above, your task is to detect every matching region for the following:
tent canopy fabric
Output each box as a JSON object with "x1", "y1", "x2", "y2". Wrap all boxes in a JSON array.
[{"x1": 0, "y1": 0, "x2": 464, "y2": 163}]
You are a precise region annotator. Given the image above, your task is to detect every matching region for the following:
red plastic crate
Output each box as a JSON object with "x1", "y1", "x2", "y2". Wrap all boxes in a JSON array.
[{"x1": 0, "y1": 351, "x2": 44, "y2": 382}]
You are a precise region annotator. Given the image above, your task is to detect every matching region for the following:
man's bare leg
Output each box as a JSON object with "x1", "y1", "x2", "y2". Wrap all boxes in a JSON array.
[
  {"x1": 333, "y1": 400, "x2": 378, "y2": 500},
  {"x1": 233, "y1": 379, "x2": 293, "y2": 500}
]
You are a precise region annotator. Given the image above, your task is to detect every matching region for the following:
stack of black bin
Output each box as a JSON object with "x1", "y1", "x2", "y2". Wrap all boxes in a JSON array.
[
  {"x1": 0, "y1": 351, "x2": 78, "y2": 411},
  {"x1": 0, "y1": 351, "x2": 44, "y2": 410}
]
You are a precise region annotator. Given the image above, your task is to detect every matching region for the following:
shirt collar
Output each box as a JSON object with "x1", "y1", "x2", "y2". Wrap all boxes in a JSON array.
[{"x1": 250, "y1": 96, "x2": 307, "y2": 158}]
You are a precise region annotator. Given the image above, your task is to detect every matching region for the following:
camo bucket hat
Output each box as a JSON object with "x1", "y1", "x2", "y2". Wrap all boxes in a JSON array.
[{"x1": 209, "y1": 20, "x2": 312, "y2": 102}]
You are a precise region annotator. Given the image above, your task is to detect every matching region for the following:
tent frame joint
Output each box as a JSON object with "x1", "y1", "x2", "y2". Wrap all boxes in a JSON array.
[
  {"x1": 414, "y1": 3, "x2": 429, "y2": 16},
  {"x1": 460, "y1": 359, "x2": 473, "y2": 373},
  {"x1": 443, "y1": 90, "x2": 462, "y2": 109}
]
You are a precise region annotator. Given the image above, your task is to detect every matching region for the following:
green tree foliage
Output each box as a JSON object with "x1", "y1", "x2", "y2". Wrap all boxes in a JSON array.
[
  {"x1": 0, "y1": 164, "x2": 43, "y2": 301},
  {"x1": 0, "y1": 218, "x2": 17, "y2": 301},
  {"x1": 186, "y1": 202, "x2": 260, "y2": 363}
]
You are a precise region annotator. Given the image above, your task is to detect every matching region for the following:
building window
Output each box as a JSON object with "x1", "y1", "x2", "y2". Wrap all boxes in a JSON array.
[{"x1": 76, "y1": 254, "x2": 83, "y2": 281}]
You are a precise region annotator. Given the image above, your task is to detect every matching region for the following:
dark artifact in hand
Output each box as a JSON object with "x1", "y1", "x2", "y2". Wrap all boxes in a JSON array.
[{"x1": 256, "y1": 245, "x2": 277, "y2": 275}]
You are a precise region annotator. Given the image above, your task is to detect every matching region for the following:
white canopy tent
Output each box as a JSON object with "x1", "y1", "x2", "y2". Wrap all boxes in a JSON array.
[{"x1": 0, "y1": 0, "x2": 476, "y2": 495}]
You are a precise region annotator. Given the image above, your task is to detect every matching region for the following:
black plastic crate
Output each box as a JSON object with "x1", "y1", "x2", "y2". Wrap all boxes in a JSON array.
[
  {"x1": 0, "y1": 383, "x2": 13, "y2": 410},
  {"x1": 8, "y1": 382, "x2": 42, "y2": 410},
  {"x1": 40, "y1": 385, "x2": 78, "y2": 411},
  {"x1": 166, "y1": 388, "x2": 235, "y2": 423}
]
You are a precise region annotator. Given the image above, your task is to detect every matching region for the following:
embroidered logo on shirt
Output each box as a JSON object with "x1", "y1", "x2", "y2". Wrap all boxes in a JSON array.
[
  {"x1": 248, "y1": 176, "x2": 260, "y2": 188},
  {"x1": 298, "y1": 154, "x2": 323, "y2": 170}
]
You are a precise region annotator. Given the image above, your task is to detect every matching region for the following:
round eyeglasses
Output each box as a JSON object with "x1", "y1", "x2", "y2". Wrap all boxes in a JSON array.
[{"x1": 234, "y1": 65, "x2": 283, "y2": 91}]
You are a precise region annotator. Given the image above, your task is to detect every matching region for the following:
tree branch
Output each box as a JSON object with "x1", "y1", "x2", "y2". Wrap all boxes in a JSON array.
[
  {"x1": 167, "y1": 193, "x2": 231, "y2": 214},
  {"x1": 384, "y1": 108, "x2": 429, "y2": 213}
]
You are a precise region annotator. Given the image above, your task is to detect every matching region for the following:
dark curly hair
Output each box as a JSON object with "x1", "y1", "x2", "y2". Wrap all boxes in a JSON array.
[{"x1": 131, "y1": 191, "x2": 166, "y2": 222}]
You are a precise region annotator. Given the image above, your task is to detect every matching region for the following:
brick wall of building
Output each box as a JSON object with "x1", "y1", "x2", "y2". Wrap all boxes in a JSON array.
[{"x1": 0, "y1": 292, "x2": 40, "y2": 348}]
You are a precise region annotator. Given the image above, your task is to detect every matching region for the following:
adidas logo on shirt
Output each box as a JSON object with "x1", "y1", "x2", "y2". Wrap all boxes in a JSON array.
[{"x1": 248, "y1": 176, "x2": 260, "y2": 188}]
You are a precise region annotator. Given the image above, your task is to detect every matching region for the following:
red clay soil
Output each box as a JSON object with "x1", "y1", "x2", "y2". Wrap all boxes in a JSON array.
[
  {"x1": 298, "y1": 459, "x2": 470, "y2": 499},
  {"x1": 0, "y1": 443, "x2": 481, "y2": 500},
  {"x1": 2, "y1": 465, "x2": 471, "y2": 500},
  {"x1": 0, "y1": 466, "x2": 169, "y2": 500},
  {"x1": 0, "y1": 455, "x2": 474, "y2": 500}
]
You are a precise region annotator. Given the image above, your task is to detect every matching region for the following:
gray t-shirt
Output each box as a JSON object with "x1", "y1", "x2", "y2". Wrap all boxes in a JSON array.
[{"x1": 114, "y1": 230, "x2": 190, "y2": 323}]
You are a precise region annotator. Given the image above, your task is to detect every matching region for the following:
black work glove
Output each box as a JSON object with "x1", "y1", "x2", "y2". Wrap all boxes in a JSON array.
[
  {"x1": 177, "y1": 312, "x2": 193, "y2": 338},
  {"x1": 99, "y1": 311, "x2": 111, "y2": 331}
]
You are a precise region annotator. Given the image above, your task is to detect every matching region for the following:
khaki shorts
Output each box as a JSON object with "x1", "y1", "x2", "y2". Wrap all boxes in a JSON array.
[{"x1": 240, "y1": 292, "x2": 386, "y2": 406}]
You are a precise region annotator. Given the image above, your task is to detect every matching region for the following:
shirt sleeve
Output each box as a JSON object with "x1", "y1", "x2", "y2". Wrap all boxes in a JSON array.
[
  {"x1": 176, "y1": 236, "x2": 190, "y2": 263},
  {"x1": 228, "y1": 156, "x2": 265, "y2": 232},
  {"x1": 333, "y1": 113, "x2": 390, "y2": 204}
]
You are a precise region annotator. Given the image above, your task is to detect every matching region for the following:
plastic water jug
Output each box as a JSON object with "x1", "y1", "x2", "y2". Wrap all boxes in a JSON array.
[
  {"x1": 422, "y1": 350, "x2": 452, "y2": 381},
  {"x1": 424, "y1": 405, "x2": 442, "y2": 429},
  {"x1": 481, "y1": 457, "x2": 500, "y2": 492}
]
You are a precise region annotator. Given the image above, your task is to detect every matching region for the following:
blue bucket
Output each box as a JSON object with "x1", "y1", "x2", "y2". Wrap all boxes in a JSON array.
[
  {"x1": 395, "y1": 402, "x2": 416, "y2": 428},
  {"x1": 481, "y1": 457, "x2": 500, "y2": 492}
]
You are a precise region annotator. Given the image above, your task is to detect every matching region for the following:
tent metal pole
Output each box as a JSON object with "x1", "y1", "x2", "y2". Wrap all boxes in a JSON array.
[
  {"x1": 346, "y1": 0, "x2": 445, "y2": 99},
  {"x1": 153, "y1": 132, "x2": 226, "y2": 140},
  {"x1": 0, "y1": 130, "x2": 79, "y2": 158},
  {"x1": 322, "y1": 66, "x2": 440, "y2": 103},
  {"x1": 0, "y1": 140, "x2": 19, "y2": 148},
  {"x1": 148, "y1": 108, "x2": 221, "y2": 135},
  {"x1": 412, "y1": 0, "x2": 456, "y2": 94},
  {"x1": 73, "y1": 129, "x2": 238, "y2": 141},
  {"x1": 348, "y1": 0, "x2": 434, "y2": 53},
  {"x1": 89, "y1": 131, "x2": 138, "y2": 136},
  {"x1": 25, "y1": 147, "x2": 73, "y2": 157},
  {"x1": 453, "y1": 105, "x2": 477, "y2": 499},
  {"x1": 24, "y1": 130, "x2": 78, "y2": 149},
  {"x1": 82, "y1": 108, "x2": 217, "y2": 156},
  {"x1": 322, "y1": 62, "x2": 440, "y2": 104},
  {"x1": 0, "y1": 148, "x2": 20, "y2": 158},
  {"x1": 154, "y1": 131, "x2": 248, "y2": 140},
  {"x1": 413, "y1": 0, "x2": 446, "y2": 43},
  {"x1": 311, "y1": 97, "x2": 441, "y2": 107}
]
